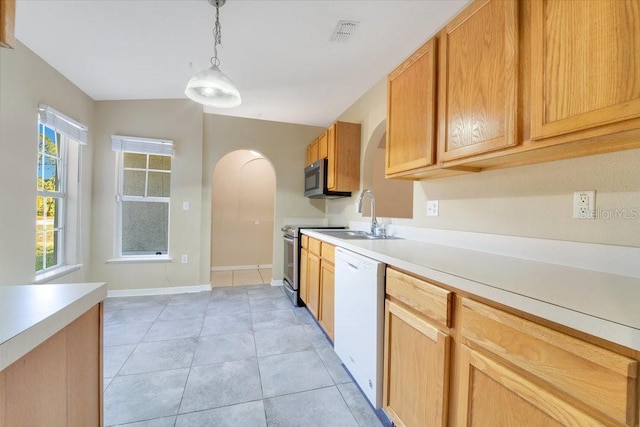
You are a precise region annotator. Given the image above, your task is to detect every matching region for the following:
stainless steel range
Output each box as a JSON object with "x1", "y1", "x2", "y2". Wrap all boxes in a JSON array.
[{"x1": 281, "y1": 224, "x2": 345, "y2": 306}]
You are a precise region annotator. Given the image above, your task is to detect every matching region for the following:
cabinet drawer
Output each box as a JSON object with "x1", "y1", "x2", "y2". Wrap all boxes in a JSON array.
[
  {"x1": 309, "y1": 237, "x2": 322, "y2": 257},
  {"x1": 321, "y1": 242, "x2": 335, "y2": 263},
  {"x1": 386, "y1": 268, "x2": 452, "y2": 327},
  {"x1": 301, "y1": 235, "x2": 308, "y2": 249},
  {"x1": 461, "y1": 298, "x2": 638, "y2": 425}
]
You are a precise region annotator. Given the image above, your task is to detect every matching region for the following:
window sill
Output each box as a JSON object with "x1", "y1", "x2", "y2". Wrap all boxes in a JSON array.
[
  {"x1": 34, "y1": 264, "x2": 82, "y2": 284},
  {"x1": 106, "y1": 256, "x2": 173, "y2": 264}
]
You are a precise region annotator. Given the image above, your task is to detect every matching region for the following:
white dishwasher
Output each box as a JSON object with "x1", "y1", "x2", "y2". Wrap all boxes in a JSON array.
[{"x1": 334, "y1": 247, "x2": 385, "y2": 408}]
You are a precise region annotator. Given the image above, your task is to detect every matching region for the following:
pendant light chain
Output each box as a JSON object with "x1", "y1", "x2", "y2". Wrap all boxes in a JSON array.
[{"x1": 211, "y1": 2, "x2": 222, "y2": 67}]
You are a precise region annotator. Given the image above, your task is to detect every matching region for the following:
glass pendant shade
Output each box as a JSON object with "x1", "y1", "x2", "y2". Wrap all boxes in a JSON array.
[{"x1": 184, "y1": 65, "x2": 241, "y2": 108}]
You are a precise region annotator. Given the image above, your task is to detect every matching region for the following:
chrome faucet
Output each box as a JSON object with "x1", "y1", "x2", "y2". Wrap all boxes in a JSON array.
[{"x1": 357, "y1": 189, "x2": 383, "y2": 236}]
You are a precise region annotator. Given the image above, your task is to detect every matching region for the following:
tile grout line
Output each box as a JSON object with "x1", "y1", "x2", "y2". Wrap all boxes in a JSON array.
[
  {"x1": 246, "y1": 287, "x2": 270, "y2": 425},
  {"x1": 174, "y1": 291, "x2": 211, "y2": 425}
]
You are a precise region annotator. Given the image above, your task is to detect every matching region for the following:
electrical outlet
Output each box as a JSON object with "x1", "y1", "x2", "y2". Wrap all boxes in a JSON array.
[
  {"x1": 427, "y1": 200, "x2": 439, "y2": 217},
  {"x1": 573, "y1": 191, "x2": 595, "y2": 219},
  {"x1": 181, "y1": 254, "x2": 188, "y2": 264}
]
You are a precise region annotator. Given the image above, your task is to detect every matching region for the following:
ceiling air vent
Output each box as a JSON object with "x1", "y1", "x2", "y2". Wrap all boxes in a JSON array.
[{"x1": 330, "y1": 20, "x2": 360, "y2": 42}]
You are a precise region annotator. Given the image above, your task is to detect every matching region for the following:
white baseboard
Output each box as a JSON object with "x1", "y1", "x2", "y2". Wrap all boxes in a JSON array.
[
  {"x1": 211, "y1": 264, "x2": 273, "y2": 271},
  {"x1": 107, "y1": 284, "x2": 211, "y2": 298},
  {"x1": 271, "y1": 279, "x2": 284, "y2": 287}
]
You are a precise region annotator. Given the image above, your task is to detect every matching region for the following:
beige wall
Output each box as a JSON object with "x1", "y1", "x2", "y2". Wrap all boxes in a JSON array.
[
  {"x1": 201, "y1": 114, "x2": 326, "y2": 283},
  {"x1": 0, "y1": 40, "x2": 325, "y2": 289},
  {"x1": 360, "y1": 134, "x2": 413, "y2": 219},
  {"x1": 0, "y1": 41, "x2": 95, "y2": 285},
  {"x1": 212, "y1": 150, "x2": 275, "y2": 267},
  {"x1": 90, "y1": 100, "x2": 204, "y2": 290},
  {"x1": 330, "y1": 77, "x2": 640, "y2": 248}
]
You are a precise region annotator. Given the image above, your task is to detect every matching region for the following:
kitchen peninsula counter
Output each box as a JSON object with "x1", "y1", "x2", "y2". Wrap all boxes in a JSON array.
[
  {"x1": 303, "y1": 229, "x2": 640, "y2": 352},
  {"x1": 0, "y1": 282, "x2": 107, "y2": 426},
  {"x1": 0, "y1": 282, "x2": 107, "y2": 371}
]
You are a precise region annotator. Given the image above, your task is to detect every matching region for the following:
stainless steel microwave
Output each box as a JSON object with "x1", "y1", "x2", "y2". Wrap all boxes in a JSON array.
[{"x1": 304, "y1": 159, "x2": 351, "y2": 199}]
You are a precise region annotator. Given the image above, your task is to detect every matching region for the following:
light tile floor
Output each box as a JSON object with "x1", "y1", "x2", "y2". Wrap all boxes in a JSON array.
[
  {"x1": 103, "y1": 284, "x2": 384, "y2": 426},
  {"x1": 211, "y1": 269, "x2": 273, "y2": 287}
]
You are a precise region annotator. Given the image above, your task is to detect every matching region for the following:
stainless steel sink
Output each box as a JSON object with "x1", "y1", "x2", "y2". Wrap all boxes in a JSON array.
[{"x1": 320, "y1": 230, "x2": 402, "y2": 240}]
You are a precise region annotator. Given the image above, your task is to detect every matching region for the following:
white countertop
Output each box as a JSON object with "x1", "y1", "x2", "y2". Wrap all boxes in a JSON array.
[
  {"x1": 0, "y1": 282, "x2": 107, "y2": 371},
  {"x1": 303, "y1": 229, "x2": 640, "y2": 351}
]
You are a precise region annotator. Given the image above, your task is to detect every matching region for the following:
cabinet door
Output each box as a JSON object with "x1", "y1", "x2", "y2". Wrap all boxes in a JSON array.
[
  {"x1": 299, "y1": 247, "x2": 308, "y2": 303},
  {"x1": 327, "y1": 123, "x2": 337, "y2": 190},
  {"x1": 383, "y1": 300, "x2": 449, "y2": 427},
  {"x1": 318, "y1": 260, "x2": 335, "y2": 340},
  {"x1": 530, "y1": 0, "x2": 640, "y2": 140},
  {"x1": 0, "y1": 0, "x2": 16, "y2": 49},
  {"x1": 307, "y1": 139, "x2": 319, "y2": 165},
  {"x1": 306, "y1": 252, "x2": 321, "y2": 319},
  {"x1": 327, "y1": 121, "x2": 361, "y2": 192},
  {"x1": 460, "y1": 298, "x2": 638, "y2": 425},
  {"x1": 456, "y1": 344, "x2": 602, "y2": 426},
  {"x1": 438, "y1": 0, "x2": 519, "y2": 162},
  {"x1": 386, "y1": 37, "x2": 437, "y2": 177},
  {"x1": 318, "y1": 130, "x2": 328, "y2": 160}
]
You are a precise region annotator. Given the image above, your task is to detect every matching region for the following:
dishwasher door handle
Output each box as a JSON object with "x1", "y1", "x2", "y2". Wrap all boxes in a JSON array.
[{"x1": 347, "y1": 262, "x2": 359, "y2": 270}]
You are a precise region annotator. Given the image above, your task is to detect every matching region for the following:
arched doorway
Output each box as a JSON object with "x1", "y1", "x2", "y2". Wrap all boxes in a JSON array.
[{"x1": 211, "y1": 150, "x2": 276, "y2": 286}]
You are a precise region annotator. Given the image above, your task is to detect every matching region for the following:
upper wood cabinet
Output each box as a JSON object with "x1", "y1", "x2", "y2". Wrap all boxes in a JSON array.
[
  {"x1": 306, "y1": 138, "x2": 319, "y2": 166},
  {"x1": 386, "y1": 37, "x2": 438, "y2": 178},
  {"x1": 318, "y1": 130, "x2": 328, "y2": 160},
  {"x1": 530, "y1": 0, "x2": 640, "y2": 141},
  {"x1": 305, "y1": 121, "x2": 360, "y2": 192},
  {"x1": 438, "y1": 0, "x2": 519, "y2": 162},
  {"x1": 0, "y1": 0, "x2": 15, "y2": 49}
]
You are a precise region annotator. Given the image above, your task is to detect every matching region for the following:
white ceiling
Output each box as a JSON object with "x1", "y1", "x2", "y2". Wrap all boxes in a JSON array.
[{"x1": 15, "y1": 0, "x2": 469, "y2": 127}]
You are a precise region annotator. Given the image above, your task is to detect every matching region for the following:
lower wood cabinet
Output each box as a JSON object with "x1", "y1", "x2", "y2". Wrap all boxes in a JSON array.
[
  {"x1": 383, "y1": 299, "x2": 449, "y2": 427},
  {"x1": 456, "y1": 344, "x2": 603, "y2": 426},
  {"x1": 306, "y1": 250, "x2": 321, "y2": 319},
  {"x1": 383, "y1": 268, "x2": 452, "y2": 427},
  {"x1": 299, "y1": 246, "x2": 309, "y2": 303},
  {"x1": 0, "y1": 304, "x2": 103, "y2": 426},
  {"x1": 458, "y1": 298, "x2": 639, "y2": 426},
  {"x1": 381, "y1": 268, "x2": 640, "y2": 427},
  {"x1": 302, "y1": 237, "x2": 336, "y2": 340},
  {"x1": 318, "y1": 258, "x2": 335, "y2": 340}
]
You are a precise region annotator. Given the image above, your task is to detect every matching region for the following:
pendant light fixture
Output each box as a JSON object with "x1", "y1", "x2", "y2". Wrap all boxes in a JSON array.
[{"x1": 185, "y1": 0, "x2": 241, "y2": 108}]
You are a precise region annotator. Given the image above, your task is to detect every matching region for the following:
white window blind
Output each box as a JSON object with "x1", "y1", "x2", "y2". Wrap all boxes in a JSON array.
[
  {"x1": 38, "y1": 104, "x2": 88, "y2": 145},
  {"x1": 111, "y1": 135, "x2": 174, "y2": 156}
]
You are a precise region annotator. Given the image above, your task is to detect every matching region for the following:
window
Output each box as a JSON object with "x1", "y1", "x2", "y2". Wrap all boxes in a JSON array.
[
  {"x1": 36, "y1": 124, "x2": 65, "y2": 272},
  {"x1": 112, "y1": 135, "x2": 173, "y2": 258},
  {"x1": 35, "y1": 104, "x2": 87, "y2": 276}
]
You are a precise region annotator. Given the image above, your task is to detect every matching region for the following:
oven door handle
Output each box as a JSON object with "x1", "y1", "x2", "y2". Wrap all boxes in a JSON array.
[{"x1": 283, "y1": 235, "x2": 295, "y2": 243}]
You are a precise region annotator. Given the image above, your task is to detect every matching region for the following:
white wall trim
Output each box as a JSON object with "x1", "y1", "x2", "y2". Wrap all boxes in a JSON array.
[
  {"x1": 349, "y1": 221, "x2": 640, "y2": 278},
  {"x1": 33, "y1": 264, "x2": 82, "y2": 284},
  {"x1": 270, "y1": 279, "x2": 284, "y2": 287},
  {"x1": 107, "y1": 284, "x2": 211, "y2": 298},
  {"x1": 211, "y1": 264, "x2": 272, "y2": 271}
]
